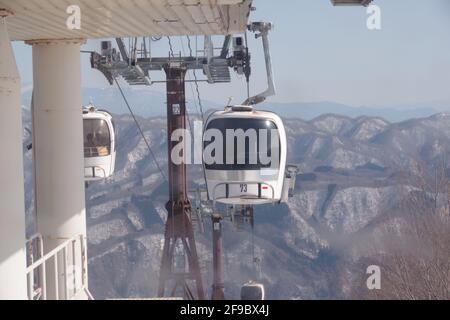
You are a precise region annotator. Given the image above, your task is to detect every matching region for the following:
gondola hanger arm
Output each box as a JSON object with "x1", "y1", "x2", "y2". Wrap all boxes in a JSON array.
[{"x1": 243, "y1": 22, "x2": 276, "y2": 106}]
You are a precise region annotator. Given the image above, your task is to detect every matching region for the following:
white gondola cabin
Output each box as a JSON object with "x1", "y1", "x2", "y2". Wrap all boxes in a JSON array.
[
  {"x1": 83, "y1": 104, "x2": 116, "y2": 181},
  {"x1": 241, "y1": 281, "x2": 265, "y2": 300},
  {"x1": 203, "y1": 105, "x2": 287, "y2": 205}
]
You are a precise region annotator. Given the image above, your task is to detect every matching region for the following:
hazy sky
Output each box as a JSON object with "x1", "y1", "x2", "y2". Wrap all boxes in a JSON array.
[{"x1": 12, "y1": 0, "x2": 450, "y2": 108}]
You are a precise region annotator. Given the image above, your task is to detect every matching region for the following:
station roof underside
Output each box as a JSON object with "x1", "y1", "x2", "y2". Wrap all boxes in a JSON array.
[{"x1": 0, "y1": 0, "x2": 252, "y2": 41}]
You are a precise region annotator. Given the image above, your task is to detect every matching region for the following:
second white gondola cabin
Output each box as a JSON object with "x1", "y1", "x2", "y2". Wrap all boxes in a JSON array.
[
  {"x1": 203, "y1": 105, "x2": 287, "y2": 205},
  {"x1": 241, "y1": 281, "x2": 265, "y2": 300},
  {"x1": 83, "y1": 104, "x2": 116, "y2": 181}
]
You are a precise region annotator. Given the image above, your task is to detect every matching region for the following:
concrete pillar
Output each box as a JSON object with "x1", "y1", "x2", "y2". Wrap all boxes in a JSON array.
[
  {"x1": 0, "y1": 13, "x2": 28, "y2": 299},
  {"x1": 27, "y1": 39, "x2": 87, "y2": 299}
]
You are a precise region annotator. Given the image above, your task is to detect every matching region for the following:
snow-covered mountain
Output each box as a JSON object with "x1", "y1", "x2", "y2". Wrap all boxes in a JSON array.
[
  {"x1": 22, "y1": 110, "x2": 450, "y2": 299},
  {"x1": 21, "y1": 87, "x2": 450, "y2": 122}
]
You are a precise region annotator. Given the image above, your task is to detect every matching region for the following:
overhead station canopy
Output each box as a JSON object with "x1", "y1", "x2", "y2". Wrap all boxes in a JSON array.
[
  {"x1": 0, "y1": 0, "x2": 252, "y2": 41},
  {"x1": 330, "y1": 0, "x2": 373, "y2": 6}
]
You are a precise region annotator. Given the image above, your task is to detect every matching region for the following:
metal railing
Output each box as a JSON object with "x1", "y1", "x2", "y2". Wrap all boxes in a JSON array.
[
  {"x1": 26, "y1": 234, "x2": 44, "y2": 300},
  {"x1": 26, "y1": 234, "x2": 92, "y2": 300}
]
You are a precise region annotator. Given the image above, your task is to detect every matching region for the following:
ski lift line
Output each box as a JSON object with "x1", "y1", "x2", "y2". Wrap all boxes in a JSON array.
[
  {"x1": 186, "y1": 36, "x2": 205, "y2": 123},
  {"x1": 244, "y1": 30, "x2": 250, "y2": 101},
  {"x1": 180, "y1": 36, "x2": 201, "y2": 119},
  {"x1": 167, "y1": 36, "x2": 175, "y2": 58},
  {"x1": 132, "y1": 37, "x2": 138, "y2": 63},
  {"x1": 250, "y1": 213, "x2": 261, "y2": 281},
  {"x1": 177, "y1": 36, "x2": 195, "y2": 138},
  {"x1": 179, "y1": 36, "x2": 209, "y2": 197},
  {"x1": 113, "y1": 77, "x2": 167, "y2": 182},
  {"x1": 251, "y1": 213, "x2": 255, "y2": 270},
  {"x1": 142, "y1": 37, "x2": 148, "y2": 59},
  {"x1": 185, "y1": 35, "x2": 209, "y2": 193}
]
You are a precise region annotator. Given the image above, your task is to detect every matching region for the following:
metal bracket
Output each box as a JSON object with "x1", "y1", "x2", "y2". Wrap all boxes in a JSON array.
[
  {"x1": 243, "y1": 22, "x2": 276, "y2": 106},
  {"x1": 0, "y1": 8, "x2": 14, "y2": 17}
]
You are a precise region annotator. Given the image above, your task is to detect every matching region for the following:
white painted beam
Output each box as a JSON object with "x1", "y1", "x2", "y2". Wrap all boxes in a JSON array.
[
  {"x1": 0, "y1": 14, "x2": 27, "y2": 300},
  {"x1": 29, "y1": 39, "x2": 88, "y2": 299}
]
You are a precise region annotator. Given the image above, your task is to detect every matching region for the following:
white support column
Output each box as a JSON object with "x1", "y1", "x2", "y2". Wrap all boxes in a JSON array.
[
  {"x1": 27, "y1": 39, "x2": 88, "y2": 299},
  {"x1": 0, "y1": 12, "x2": 27, "y2": 299}
]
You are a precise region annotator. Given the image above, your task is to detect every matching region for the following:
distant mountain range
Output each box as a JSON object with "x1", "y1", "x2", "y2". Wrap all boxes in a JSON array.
[
  {"x1": 20, "y1": 86, "x2": 450, "y2": 122},
  {"x1": 20, "y1": 86, "x2": 450, "y2": 299},
  {"x1": 260, "y1": 101, "x2": 450, "y2": 123},
  {"x1": 21, "y1": 107, "x2": 450, "y2": 299},
  {"x1": 80, "y1": 111, "x2": 450, "y2": 299}
]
